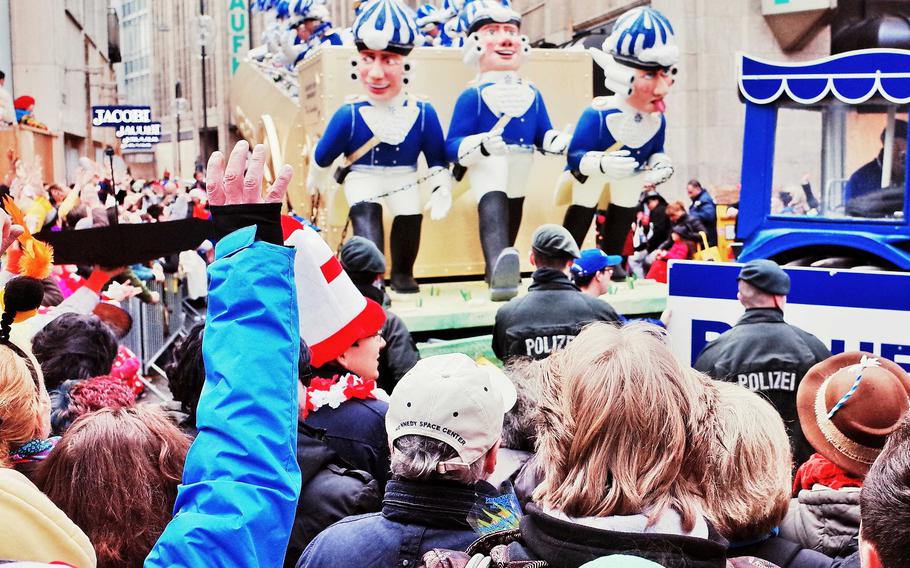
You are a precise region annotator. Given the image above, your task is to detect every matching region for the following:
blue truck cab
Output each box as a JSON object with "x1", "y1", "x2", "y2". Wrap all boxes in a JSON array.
[{"x1": 736, "y1": 49, "x2": 910, "y2": 269}]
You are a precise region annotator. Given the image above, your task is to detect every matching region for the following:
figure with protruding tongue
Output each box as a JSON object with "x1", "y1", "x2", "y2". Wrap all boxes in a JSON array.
[{"x1": 556, "y1": 6, "x2": 678, "y2": 259}]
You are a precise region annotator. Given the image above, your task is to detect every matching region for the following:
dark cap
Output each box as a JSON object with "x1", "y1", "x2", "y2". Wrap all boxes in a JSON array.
[
  {"x1": 737, "y1": 259, "x2": 790, "y2": 296},
  {"x1": 340, "y1": 236, "x2": 386, "y2": 275},
  {"x1": 531, "y1": 224, "x2": 580, "y2": 259}
]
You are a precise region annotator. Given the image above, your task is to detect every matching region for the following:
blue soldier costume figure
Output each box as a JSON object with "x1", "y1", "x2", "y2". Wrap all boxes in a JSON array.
[
  {"x1": 308, "y1": 0, "x2": 452, "y2": 293},
  {"x1": 446, "y1": 0, "x2": 570, "y2": 301},
  {"x1": 416, "y1": 3, "x2": 444, "y2": 46},
  {"x1": 558, "y1": 6, "x2": 678, "y2": 254}
]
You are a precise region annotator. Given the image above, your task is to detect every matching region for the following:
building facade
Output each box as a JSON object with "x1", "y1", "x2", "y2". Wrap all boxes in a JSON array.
[{"x1": 6, "y1": 0, "x2": 121, "y2": 184}]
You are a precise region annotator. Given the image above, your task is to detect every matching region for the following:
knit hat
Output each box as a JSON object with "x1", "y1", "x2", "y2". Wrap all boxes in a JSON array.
[
  {"x1": 340, "y1": 236, "x2": 387, "y2": 275},
  {"x1": 285, "y1": 226, "x2": 385, "y2": 368},
  {"x1": 353, "y1": 0, "x2": 421, "y2": 55},
  {"x1": 797, "y1": 352, "x2": 910, "y2": 477},
  {"x1": 0, "y1": 469, "x2": 96, "y2": 567},
  {"x1": 387, "y1": 354, "x2": 517, "y2": 471}
]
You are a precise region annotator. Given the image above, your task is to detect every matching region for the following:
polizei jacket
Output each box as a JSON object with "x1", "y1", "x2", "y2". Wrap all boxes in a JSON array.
[
  {"x1": 694, "y1": 307, "x2": 831, "y2": 467},
  {"x1": 492, "y1": 268, "x2": 622, "y2": 362}
]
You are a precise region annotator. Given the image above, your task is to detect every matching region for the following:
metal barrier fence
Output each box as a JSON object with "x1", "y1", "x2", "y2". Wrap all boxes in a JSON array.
[{"x1": 121, "y1": 275, "x2": 205, "y2": 394}]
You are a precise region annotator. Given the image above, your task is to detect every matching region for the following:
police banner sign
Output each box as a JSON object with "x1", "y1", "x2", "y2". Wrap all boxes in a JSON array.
[{"x1": 666, "y1": 260, "x2": 910, "y2": 371}]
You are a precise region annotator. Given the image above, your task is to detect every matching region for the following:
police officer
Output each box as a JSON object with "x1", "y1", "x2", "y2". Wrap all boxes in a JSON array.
[
  {"x1": 694, "y1": 259, "x2": 831, "y2": 466},
  {"x1": 339, "y1": 236, "x2": 420, "y2": 392},
  {"x1": 492, "y1": 224, "x2": 622, "y2": 362}
]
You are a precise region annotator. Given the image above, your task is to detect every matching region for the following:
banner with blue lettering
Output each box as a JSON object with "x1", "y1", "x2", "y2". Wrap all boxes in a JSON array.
[{"x1": 667, "y1": 260, "x2": 910, "y2": 371}]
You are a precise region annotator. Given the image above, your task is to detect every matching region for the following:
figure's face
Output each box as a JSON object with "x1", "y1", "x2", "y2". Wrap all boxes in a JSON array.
[
  {"x1": 477, "y1": 23, "x2": 523, "y2": 73},
  {"x1": 627, "y1": 68, "x2": 675, "y2": 114},
  {"x1": 337, "y1": 331, "x2": 386, "y2": 381},
  {"x1": 358, "y1": 49, "x2": 405, "y2": 102},
  {"x1": 304, "y1": 19, "x2": 319, "y2": 33},
  {"x1": 296, "y1": 25, "x2": 310, "y2": 40}
]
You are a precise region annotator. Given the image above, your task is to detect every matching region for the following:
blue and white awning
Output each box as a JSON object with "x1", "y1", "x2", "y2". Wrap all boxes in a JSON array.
[{"x1": 739, "y1": 49, "x2": 910, "y2": 105}]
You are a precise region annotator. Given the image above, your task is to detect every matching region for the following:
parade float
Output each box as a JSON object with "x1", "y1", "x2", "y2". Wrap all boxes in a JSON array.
[{"x1": 232, "y1": 46, "x2": 670, "y2": 340}]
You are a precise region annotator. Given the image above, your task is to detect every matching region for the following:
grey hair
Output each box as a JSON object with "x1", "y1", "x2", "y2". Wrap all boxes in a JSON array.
[
  {"x1": 390, "y1": 435, "x2": 487, "y2": 484},
  {"x1": 501, "y1": 357, "x2": 543, "y2": 452},
  {"x1": 737, "y1": 280, "x2": 778, "y2": 309}
]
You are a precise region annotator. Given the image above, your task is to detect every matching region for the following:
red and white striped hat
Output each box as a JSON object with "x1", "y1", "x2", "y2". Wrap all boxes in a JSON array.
[{"x1": 285, "y1": 227, "x2": 386, "y2": 368}]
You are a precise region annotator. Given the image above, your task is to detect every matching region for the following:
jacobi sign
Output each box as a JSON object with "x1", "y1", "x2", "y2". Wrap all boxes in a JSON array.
[
  {"x1": 666, "y1": 260, "x2": 910, "y2": 371},
  {"x1": 91, "y1": 106, "x2": 153, "y2": 127}
]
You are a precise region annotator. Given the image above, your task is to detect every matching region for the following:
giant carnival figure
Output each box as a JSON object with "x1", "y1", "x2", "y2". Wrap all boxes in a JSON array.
[
  {"x1": 282, "y1": 0, "x2": 345, "y2": 66},
  {"x1": 446, "y1": 0, "x2": 570, "y2": 301},
  {"x1": 558, "y1": 6, "x2": 678, "y2": 255},
  {"x1": 308, "y1": 0, "x2": 452, "y2": 294}
]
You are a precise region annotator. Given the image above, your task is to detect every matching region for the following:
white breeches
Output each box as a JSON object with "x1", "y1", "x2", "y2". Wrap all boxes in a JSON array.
[
  {"x1": 467, "y1": 152, "x2": 535, "y2": 201},
  {"x1": 571, "y1": 172, "x2": 647, "y2": 208},
  {"x1": 344, "y1": 169, "x2": 422, "y2": 217}
]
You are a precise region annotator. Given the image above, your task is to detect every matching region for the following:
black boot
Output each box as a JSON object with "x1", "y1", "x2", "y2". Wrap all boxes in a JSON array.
[
  {"x1": 598, "y1": 203, "x2": 638, "y2": 281},
  {"x1": 507, "y1": 197, "x2": 525, "y2": 246},
  {"x1": 389, "y1": 214, "x2": 422, "y2": 293},
  {"x1": 349, "y1": 202, "x2": 384, "y2": 253},
  {"x1": 479, "y1": 192, "x2": 520, "y2": 301},
  {"x1": 562, "y1": 204, "x2": 596, "y2": 248}
]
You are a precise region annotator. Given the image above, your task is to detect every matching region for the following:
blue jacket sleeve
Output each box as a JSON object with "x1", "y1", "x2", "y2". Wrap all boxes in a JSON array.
[
  {"x1": 145, "y1": 225, "x2": 301, "y2": 568},
  {"x1": 567, "y1": 107, "x2": 608, "y2": 172},
  {"x1": 445, "y1": 88, "x2": 481, "y2": 163},
  {"x1": 314, "y1": 104, "x2": 355, "y2": 168},
  {"x1": 420, "y1": 102, "x2": 448, "y2": 170},
  {"x1": 533, "y1": 89, "x2": 555, "y2": 149},
  {"x1": 690, "y1": 193, "x2": 716, "y2": 227}
]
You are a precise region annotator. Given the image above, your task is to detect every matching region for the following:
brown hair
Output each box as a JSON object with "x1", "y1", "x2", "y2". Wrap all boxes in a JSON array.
[
  {"x1": 0, "y1": 344, "x2": 50, "y2": 465},
  {"x1": 36, "y1": 406, "x2": 191, "y2": 568},
  {"x1": 665, "y1": 201, "x2": 687, "y2": 217},
  {"x1": 703, "y1": 381, "x2": 792, "y2": 541},
  {"x1": 533, "y1": 322, "x2": 717, "y2": 532},
  {"x1": 861, "y1": 412, "x2": 910, "y2": 568}
]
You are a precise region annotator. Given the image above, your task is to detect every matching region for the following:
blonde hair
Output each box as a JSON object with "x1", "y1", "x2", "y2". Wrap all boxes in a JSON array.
[
  {"x1": 533, "y1": 322, "x2": 717, "y2": 532},
  {"x1": 703, "y1": 381, "x2": 792, "y2": 541},
  {"x1": 0, "y1": 343, "x2": 50, "y2": 465}
]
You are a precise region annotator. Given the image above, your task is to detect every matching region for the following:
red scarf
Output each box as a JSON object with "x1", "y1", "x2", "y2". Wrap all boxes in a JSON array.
[
  {"x1": 793, "y1": 453, "x2": 864, "y2": 495},
  {"x1": 301, "y1": 373, "x2": 379, "y2": 419}
]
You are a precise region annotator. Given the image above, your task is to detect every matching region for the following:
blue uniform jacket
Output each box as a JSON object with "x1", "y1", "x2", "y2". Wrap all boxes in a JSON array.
[
  {"x1": 145, "y1": 225, "x2": 301, "y2": 567},
  {"x1": 314, "y1": 99, "x2": 448, "y2": 170},
  {"x1": 445, "y1": 82, "x2": 554, "y2": 163},
  {"x1": 566, "y1": 105, "x2": 666, "y2": 173}
]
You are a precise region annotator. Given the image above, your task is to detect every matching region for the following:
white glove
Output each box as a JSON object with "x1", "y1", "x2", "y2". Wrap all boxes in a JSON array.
[
  {"x1": 306, "y1": 163, "x2": 333, "y2": 196},
  {"x1": 578, "y1": 150, "x2": 638, "y2": 179},
  {"x1": 424, "y1": 167, "x2": 453, "y2": 220},
  {"x1": 644, "y1": 153, "x2": 674, "y2": 185},
  {"x1": 456, "y1": 129, "x2": 506, "y2": 167},
  {"x1": 542, "y1": 129, "x2": 571, "y2": 155}
]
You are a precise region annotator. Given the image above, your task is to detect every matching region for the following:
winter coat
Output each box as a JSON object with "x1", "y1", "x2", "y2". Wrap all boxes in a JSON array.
[
  {"x1": 730, "y1": 535, "x2": 834, "y2": 568},
  {"x1": 304, "y1": 394, "x2": 391, "y2": 491},
  {"x1": 492, "y1": 268, "x2": 622, "y2": 362},
  {"x1": 779, "y1": 487, "x2": 860, "y2": 559},
  {"x1": 424, "y1": 503, "x2": 729, "y2": 568},
  {"x1": 284, "y1": 422, "x2": 381, "y2": 567},
  {"x1": 689, "y1": 189, "x2": 718, "y2": 246},
  {"x1": 297, "y1": 479, "x2": 498, "y2": 568},
  {"x1": 694, "y1": 308, "x2": 831, "y2": 466},
  {"x1": 660, "y1": 213, "x2": 707, "y2": 250},
  {"x1": 146, "y1": 218, "x2": 302, "y2": 567}
]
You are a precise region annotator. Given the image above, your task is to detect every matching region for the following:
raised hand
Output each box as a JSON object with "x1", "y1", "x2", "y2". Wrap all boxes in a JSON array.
[{"x1": 206, "y1": 140, "x2": 293, "y2": 206}]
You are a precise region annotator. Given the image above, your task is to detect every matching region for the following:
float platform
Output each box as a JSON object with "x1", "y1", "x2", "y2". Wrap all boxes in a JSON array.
[{"x1": 390, "y1": 277, "x2": 668, "y2": 363}]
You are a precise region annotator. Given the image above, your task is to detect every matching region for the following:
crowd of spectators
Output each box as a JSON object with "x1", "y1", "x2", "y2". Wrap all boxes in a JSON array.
[{"x1": 0, "y1": 141, "x2": 908, "y2": 568}]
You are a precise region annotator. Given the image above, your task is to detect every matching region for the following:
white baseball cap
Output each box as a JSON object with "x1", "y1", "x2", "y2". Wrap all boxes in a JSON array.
[{"x1": 387, "y1": 354, "x2": 517, "y2": 472}]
